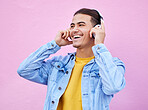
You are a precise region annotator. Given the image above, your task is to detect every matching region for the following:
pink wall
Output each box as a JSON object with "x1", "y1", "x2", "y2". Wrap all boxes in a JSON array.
[{"x1": 0, "y1": 0, "x2": 148, "y2": 109}]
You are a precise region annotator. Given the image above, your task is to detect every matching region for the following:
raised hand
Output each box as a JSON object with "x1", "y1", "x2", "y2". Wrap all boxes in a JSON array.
[
  {"x1": 55, "y1": 29, "x2": 73, "y2": 47},
  {"x1": 90, "y1": 20, "x2": 106, "y2": 45}
]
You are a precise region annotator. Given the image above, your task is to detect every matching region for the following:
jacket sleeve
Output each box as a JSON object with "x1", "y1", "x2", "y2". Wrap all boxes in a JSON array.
[
  {"x1": 17, "y1": 40, "x2": 61, "y2": 85},
  {"x1": 92, "y1": 44, "x2": 126, "y2": 95}
]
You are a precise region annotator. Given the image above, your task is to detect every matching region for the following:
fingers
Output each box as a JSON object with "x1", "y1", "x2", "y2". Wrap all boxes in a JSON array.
[
  {"x1": 61, "y1": 29, "x2": 70, "y2": 39},
  {"x1": 90, "y1": 20, "x2": 105, "y2": 39},
  {"x1": 93, "y1": 19, "x2": 105, "y2": 30},
  {"x1": 101, "y1": 19, "x2": 105, "y2": 31},
  {"x1": 61, "y1": 31, "x2": 66, "y2": 38},
  {"x1": 65, "y1": 29, "x2": 70, "y2": 39},
  {"x1": 92, "y1": 20, "x2": 105, "y2": 33},
  {"x1": 90, "y1": 26, "x2": 100, "y2": 39}
]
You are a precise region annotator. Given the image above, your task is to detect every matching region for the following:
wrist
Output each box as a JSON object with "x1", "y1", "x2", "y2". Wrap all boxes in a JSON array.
[
  {"x1": 55, "y1": 40, "x2": 61, "y2": 47},
  {"x1": 95, "y1": 39, "x2": 104, "y2": 45}
]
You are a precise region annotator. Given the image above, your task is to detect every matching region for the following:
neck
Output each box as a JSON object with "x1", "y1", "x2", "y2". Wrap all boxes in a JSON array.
[{"x1": 76, "y1": 46, "x2": 94, "y2": 58}]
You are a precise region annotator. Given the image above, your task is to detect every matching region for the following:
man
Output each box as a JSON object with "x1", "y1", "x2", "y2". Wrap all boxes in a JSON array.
[{"x1": 17, "y1": 8, "x2": 126, "y2": 110}]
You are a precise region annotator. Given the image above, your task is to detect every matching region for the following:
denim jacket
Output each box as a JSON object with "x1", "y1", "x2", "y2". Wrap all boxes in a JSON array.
[{"x1": 17, "y1": 40, "x2": 126, "y2": 110}]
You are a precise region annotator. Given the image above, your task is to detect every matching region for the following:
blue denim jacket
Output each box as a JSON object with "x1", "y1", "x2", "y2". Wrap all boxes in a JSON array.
[{"x1": 17, "y1": 40, "x2": 125, "y2": 110}]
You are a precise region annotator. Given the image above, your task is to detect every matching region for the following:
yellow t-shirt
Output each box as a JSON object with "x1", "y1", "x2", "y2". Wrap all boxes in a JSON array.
[{"x1": 57, "y1": 56, "x2": 95, "y2": 110}]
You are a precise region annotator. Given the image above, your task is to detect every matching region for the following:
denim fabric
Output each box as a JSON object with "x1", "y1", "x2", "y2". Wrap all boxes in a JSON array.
[{"x1": 17, "y1": 40, "x2": 126, "y2": 110}]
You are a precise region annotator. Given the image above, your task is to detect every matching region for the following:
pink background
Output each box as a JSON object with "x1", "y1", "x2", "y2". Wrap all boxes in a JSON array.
[{"x1": 0, "y1": 0, "x2": 148, "y2": 110}]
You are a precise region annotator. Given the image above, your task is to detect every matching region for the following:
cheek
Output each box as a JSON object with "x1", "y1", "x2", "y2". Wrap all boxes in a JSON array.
[
  {"x1": 84, "y1": 30, "x2": 91, "y2": 38},
  {"x1": 84, "y1": 28, "x2": 91, "y2": 35}
]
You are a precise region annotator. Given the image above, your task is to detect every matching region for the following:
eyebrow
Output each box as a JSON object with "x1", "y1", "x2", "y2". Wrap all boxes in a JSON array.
[{"x1": 70, "y1": 21, "x2": 86, "y2": 26}]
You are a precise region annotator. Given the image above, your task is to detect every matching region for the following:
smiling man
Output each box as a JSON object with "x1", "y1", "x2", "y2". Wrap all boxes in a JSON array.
[{"x1": 17, "y1": 8, "x2": 126, "y2": 110}]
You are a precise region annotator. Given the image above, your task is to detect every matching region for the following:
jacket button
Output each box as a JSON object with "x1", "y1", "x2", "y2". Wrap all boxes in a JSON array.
[
  {"x1": 51, "y1": 101, "x2": 55, "y2": 104},
  {"x1": 51, "y1": 44, "x2": 54, "y2": 47},
  {"x1": 66, "y1": 71, "x2": 68, "y2": 74},
  {"x1": 57, "y1": 65, "x2": 60, "y2": 68},
  {"x1": 58, "y1": 87, "x2": 62, "y2": 90}
]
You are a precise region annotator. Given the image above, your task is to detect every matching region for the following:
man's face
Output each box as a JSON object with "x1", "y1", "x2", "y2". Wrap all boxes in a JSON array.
[{"x1": 70, "y1": 14, "x2": 94, "y2": 49}]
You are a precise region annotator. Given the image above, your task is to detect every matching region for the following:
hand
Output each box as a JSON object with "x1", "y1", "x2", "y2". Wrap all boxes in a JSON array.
[
  {"x1": 55, "y1": 29, "x2": 73, "y2": 47},
  {"x1": 90, "y1": 20, "x2": 106, "y2": 45}
]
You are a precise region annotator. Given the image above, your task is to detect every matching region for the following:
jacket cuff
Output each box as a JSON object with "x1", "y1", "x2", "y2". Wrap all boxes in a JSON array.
[
  {"x1": 47, "y1": 40, "x2": 61, "y2": 51},
  {"x1": 92, "y1": 44, "x2": 109, "y2": 58}
]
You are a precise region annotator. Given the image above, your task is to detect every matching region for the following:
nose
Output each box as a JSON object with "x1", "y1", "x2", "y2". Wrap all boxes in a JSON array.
[
  {"x1": 71, "y1": 26, "x2": 79, "y2": 35},
  {"x1": 70, "y1": 30, "x2": 79, "y2": 38},
  {"x1": 73, "y1": 29, "x2": 79, "y2": 33}
]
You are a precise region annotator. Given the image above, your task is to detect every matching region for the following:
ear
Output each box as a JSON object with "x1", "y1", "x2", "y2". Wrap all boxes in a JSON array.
[{"x1": 89, "y1": 28, "x2": 94, "y2": 39}]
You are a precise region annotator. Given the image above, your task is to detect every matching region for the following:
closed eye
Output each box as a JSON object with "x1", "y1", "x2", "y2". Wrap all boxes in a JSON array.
[
  {"x1": 70, "y1": 25, "x2": 74, "y2": 28},
  {"x1": 70, "y1": 23, "x2": 75, "y2": 29},
  {"x1": 79, "y1": 24, "x2": 85, "y2": 26},
  {"x1": 77, "y1": 21, "x2": 86, "y2": 26}
]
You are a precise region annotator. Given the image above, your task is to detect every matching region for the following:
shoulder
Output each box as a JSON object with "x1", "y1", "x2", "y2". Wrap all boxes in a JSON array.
[{"x1": 46, "y1": 52, "x2": 75, "y2": 66}]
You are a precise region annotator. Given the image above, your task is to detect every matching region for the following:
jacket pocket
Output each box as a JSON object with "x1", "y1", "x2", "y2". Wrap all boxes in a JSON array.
[{"x1": 49, "y1": 67, "x2": 65, "y2": 82}]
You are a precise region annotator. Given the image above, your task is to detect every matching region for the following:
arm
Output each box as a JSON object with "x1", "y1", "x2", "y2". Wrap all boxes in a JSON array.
[
  {"x1": 92, "y1": 44, "x2": 125, "y2": 95},
  {"x1": 17, "y1": 40, "x2": 61, "y2": 85},
  {"x1": 17, "y1": 29, "x2": 72, "y2": 85},
  {"x1": 91, "y1": 20, "x2": 125, "y2": 95}
]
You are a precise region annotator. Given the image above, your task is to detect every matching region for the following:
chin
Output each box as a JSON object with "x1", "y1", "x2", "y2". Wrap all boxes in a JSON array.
[{"x1": 72, "y1": 44, "x2": 80, "y2": 48}]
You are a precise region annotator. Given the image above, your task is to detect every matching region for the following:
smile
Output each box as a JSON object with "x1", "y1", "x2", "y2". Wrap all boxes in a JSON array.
[{"x1": 73, "y1": 35, "x2": 81, "y2": 39}]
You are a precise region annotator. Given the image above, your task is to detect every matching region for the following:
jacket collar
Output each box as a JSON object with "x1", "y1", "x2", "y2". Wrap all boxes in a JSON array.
[{"x1": 68, "y1": 52, "x2": 95, "y2": 65}]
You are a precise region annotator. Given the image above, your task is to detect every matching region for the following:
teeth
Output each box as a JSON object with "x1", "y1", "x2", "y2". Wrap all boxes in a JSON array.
[{"x1": 74, "y1": 36, "x2": 81, "y2": 39}]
